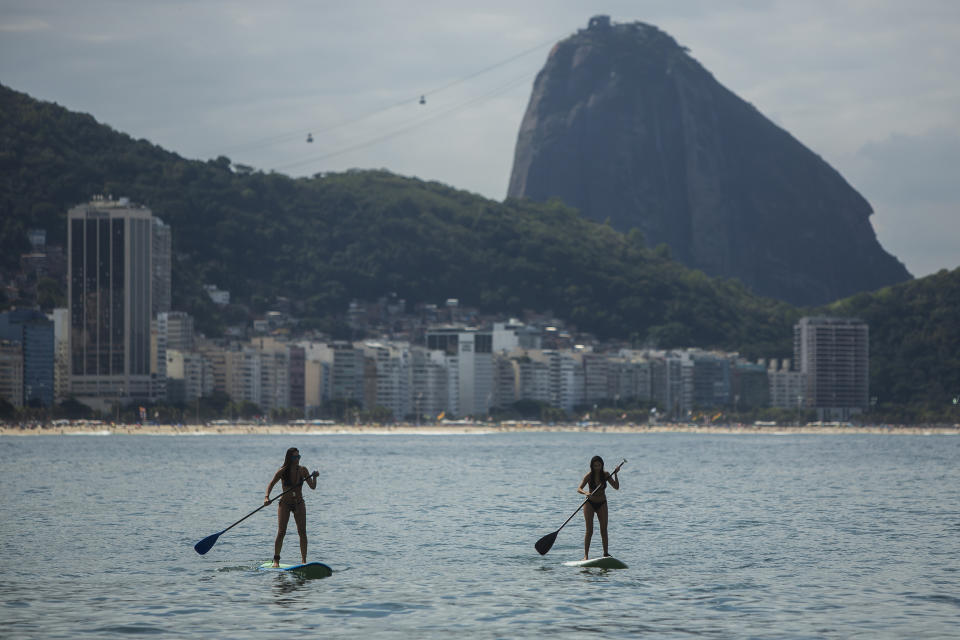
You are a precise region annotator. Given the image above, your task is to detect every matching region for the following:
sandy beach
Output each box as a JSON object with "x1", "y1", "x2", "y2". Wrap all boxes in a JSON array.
[{"x1": 2, "y1": 422, "x2": 958, "y2": 436}]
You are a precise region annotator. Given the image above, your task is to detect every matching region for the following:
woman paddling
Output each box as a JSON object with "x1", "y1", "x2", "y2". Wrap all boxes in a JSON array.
[
  {"x1": 577, "y1": 455, "x2": 620, "y2": 560},
  {"x1": 265, "y1": 447, "x2": 318, "y2": 567}
]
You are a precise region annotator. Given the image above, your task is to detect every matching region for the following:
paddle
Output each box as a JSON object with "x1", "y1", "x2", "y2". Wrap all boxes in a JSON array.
[
  {"x1": 535, "y1": 459, "x2": 626, "y2": 556},
  {"x1": 194, "y1": 470, "x2": 318, "y2": 555}
]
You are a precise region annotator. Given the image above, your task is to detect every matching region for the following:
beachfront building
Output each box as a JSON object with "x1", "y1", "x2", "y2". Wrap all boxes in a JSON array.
[
  {"x1": 492, "y1": 320, "x2": 542, "y2": 352},
  {"x1": 197, "y1": 339, "x2": 228, "y2": 396},
  {"x1": 300, "y1": 341, "x2": 365, "y2": 409},
  {"x1": 767, "y1": 359, "x2": 806, "y2": 409},
  {"x1": 151, "y1": 218, "x2": 171, "y2": 317},
  {"x1": 165, "y1": 349, "x2": 210, "y2": 403},
  {"x1": 260, "y1": 348, "x2": 291, "y2": 411},
  {"x1": 0, "y1": 309, "x2": 55, "y2": 407},
  {"x1": 550, "y1": 350, "x2": 585, "y2": 412},
  {"x1": 794, "y1": 316, "x2": 869, "y2": 420},
  {"x1": 250, "y1": 337, "x2": 292, "y2": 411},
  {"x1": 732, "y1": 361, "x2": 770, "y2": 410},
  {"x1": 611, "y1": 351, "x2": 653, "y2": 404},
  {"x1": 582, "y1": 352, "x2": 611, "y2": 406},
  {"x1": 224, "y1": 347, "x2": 262, "y2": 407},
  {"x1": 51, "y1": 308, "x2": 70, "y2": 403},
  {"x1": 303, "y1": 357, "x2": 331, "y2": 418},
  {"x1": 67, "y1": 197, "x2": 158, "y2": 411},
  {"x1": 492, "y1": 349, "x2": 585, "y2": 413},
  {"x1": 650, "y1": 351, "x2": 694, "y2": 420},
  {"x1": 690, "y1": 350, "x2": 732, "y2": 409},
  {"x1": 513, "y1": 352, "x2": 552, "y2": 406},
  {"x1": 0, "y1": 340, "x2": 24, "y2": 409},
  {"x1": 426, "y1": 327, "x2": 494, "y2": 418},
  {"x1": 362, "y1": 341, "x2": 411, "y2": 420},
  {"x1": 151, "y1": 311, "x2": 195, "y2": 394},
  {"x1": 288, "y1": 345, "x2": 305, "y2": 412},
  {"x1": 491, "y1": 354, "x2": 517, "y2": 408},
  {"x1": 158, "y1": 311, "x2": 195, "y2": 352},
  {"x1": 410, "y1": 346, "x2": 449, "y2": 420}
]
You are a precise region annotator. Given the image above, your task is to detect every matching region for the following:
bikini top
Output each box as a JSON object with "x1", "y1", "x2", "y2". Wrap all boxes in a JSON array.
[
  {"x1": 280, "y1": 466, "x2": 302, "y2": 490},
  {"x1": 588, "y1": 472, "x2": 609, "y2": 494}
]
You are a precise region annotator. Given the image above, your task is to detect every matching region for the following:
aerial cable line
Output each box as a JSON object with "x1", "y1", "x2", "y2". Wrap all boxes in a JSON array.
[
  {"x1": 216, "y1": 32, "x2": 564, "y2": 157},
  {"x1": 274, "y1": 70, "x2": 537, "y2": 172},
  {"x1": 416, "y1": 34, "x2": 560, "y2": 100}
]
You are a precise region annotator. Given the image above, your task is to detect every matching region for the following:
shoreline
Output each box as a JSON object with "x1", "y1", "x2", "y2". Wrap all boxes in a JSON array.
[{"x1": 2, "y1": 423, "x2": 958, "y2": 436}]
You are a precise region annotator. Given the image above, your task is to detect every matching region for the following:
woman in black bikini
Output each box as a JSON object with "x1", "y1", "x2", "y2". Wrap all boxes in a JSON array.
[
  {"x1": 265, "y1": 447, "x2": 318, "y2": 567},
  {"x1": 577, "y1": 455, "x2": 620, "y2": 560}
]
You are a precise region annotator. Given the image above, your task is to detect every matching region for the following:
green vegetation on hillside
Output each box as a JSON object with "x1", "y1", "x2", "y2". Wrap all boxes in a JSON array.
[
  {"x1": 3, "y1": 83, "x2": 959, "y2": 418},
  {"x1": 828, "y1": 268, "x2": 960, "y2": 419},
  {"x1": 0, "y1": 83, "x2": 797, "y2": 355}
]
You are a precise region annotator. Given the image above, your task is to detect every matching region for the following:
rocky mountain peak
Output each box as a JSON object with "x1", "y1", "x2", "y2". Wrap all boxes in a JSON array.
[{"x1": 508, "y1": 17, "x2": 911, "y2": 306}]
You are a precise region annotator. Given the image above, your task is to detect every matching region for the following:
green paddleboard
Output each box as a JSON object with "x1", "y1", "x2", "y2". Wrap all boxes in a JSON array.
[{"x1": 258, "y1": 561, "x2": 333, "y2": 579}]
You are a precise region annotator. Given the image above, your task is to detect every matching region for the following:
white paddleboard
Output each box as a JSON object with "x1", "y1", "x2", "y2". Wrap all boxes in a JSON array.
[{"x1": 562, "y1": 556, "x2": 628, "y2": 569}]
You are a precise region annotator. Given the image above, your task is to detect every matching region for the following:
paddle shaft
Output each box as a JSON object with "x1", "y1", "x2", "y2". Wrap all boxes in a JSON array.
[
  {"x1": 557, "y1": 459, "x2": 625, "y2": 530},
  {"x1": 220, "y1": 472, "x2": 317, "y2": 536}
]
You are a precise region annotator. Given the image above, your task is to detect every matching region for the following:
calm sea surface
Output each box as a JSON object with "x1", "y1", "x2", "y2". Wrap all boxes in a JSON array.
[{"x1": 1, "y1": 431, "x2": 958, "y2": 638}]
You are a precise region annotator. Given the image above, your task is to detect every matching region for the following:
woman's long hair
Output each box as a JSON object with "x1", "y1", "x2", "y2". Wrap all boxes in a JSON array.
[
  {"x1": 281, "y1": 448, "x2": 299, "y2": 488},
  {"x1": 588, "y1": 455, "x2": 605, "y2": 491}
]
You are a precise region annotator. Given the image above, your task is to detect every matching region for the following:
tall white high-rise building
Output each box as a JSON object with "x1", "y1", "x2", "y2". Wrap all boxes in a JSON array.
[
  {"x1": 68, "y1": 197, "x2": 156, "y2": 409},
  {"x1": 426, "y1": 328, "x2": 494, "y2": 418}
]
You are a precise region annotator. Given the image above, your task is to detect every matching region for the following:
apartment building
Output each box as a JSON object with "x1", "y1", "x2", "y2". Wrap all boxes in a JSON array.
[{"x1": 794, "y1": 316, "x2": 869, "y2": 419}]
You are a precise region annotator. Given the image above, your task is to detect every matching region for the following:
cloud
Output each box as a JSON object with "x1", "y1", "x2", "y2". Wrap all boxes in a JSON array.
[{"x1": 0, "y1": 17, "x2": 49, "y2": 32}]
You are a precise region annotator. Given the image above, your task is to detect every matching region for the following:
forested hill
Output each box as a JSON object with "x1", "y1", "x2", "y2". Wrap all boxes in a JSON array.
[
  {"x1": 827, "y1": 267, "x2": 960, "y2": 413},
  {"x1": 0, "y1": 83, "x2": 798, "y2": 355},
  {"x1": 3, "y1": 83, "x2": 959, "y2": 415}
]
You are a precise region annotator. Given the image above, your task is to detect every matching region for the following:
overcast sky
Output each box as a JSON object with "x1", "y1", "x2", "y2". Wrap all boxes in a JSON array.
[{"x1": 2, "y1": 0, "x2": 958, "y2": 277}]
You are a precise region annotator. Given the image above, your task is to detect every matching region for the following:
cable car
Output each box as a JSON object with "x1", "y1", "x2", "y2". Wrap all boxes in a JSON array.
[
  {"x1": 419, "y1": 95, "x2": 426, "y2": 105},
  {"x1": 306, "y1": 133, "x2": 314, "y2": 143}
]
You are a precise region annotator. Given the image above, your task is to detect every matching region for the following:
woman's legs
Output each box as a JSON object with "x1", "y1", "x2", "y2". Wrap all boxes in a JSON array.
[
  {"x1": 583, "y1": 502, "x2": 595, "y2": 560},
  {"x1": 292, "y1": 503, "x2": 308, "y2": 564},
  {"x1": 273, "y1": 505, "x2": 292, "y2": 566},
  {"x1": 597, "y1": 503, "x2": 610, "y2": 556}
]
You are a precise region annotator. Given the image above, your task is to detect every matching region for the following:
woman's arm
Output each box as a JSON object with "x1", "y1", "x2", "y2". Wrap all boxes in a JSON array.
[
  {"x1": 302, "y1": 466, "x2": 318, "y2": 490},
  {"x1": 264, "y1": 469, "x2": 282, "y2": 503},
  {"x1": 606, "y1": 471, "x2": 620, "y2": 490},
  {"x1": 577, "y1": 472, "x2": 591, "y2": 496}
]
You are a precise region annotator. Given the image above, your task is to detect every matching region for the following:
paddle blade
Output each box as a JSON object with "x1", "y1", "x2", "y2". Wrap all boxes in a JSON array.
[
  {"x1": 194, "y1": 531, "x2": 222, "y2": 555},
  {"x1": 535, "y1": 530, "x2": 559, "y2": 555}
]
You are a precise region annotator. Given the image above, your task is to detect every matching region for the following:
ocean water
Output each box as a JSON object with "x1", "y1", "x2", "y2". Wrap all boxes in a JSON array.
[{"x1": 0, "y1": 431, "x2": 958, "y2": 639}]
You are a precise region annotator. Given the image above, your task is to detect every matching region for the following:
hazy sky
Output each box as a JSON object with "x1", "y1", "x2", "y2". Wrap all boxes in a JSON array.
[{"x1": 2, "y1": 1, "x2": 958, "y2": 277}]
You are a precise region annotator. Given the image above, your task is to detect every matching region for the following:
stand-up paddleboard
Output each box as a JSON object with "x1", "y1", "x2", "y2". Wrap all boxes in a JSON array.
[
  {"x1": 258, "y1": 561, "x2": 333, "y2": 579},
  {"x1": 562, "y1": 556, "x2": 628, "y2": 569}
]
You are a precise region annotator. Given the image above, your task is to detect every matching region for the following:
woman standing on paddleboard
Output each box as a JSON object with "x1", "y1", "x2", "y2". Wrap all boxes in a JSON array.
[
  {"x1": 577, "y1": 455, "x2": 620, "y2": 560},
  {"x1": 265, "y1": 447, "x2": 318, "y2": 567}
]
